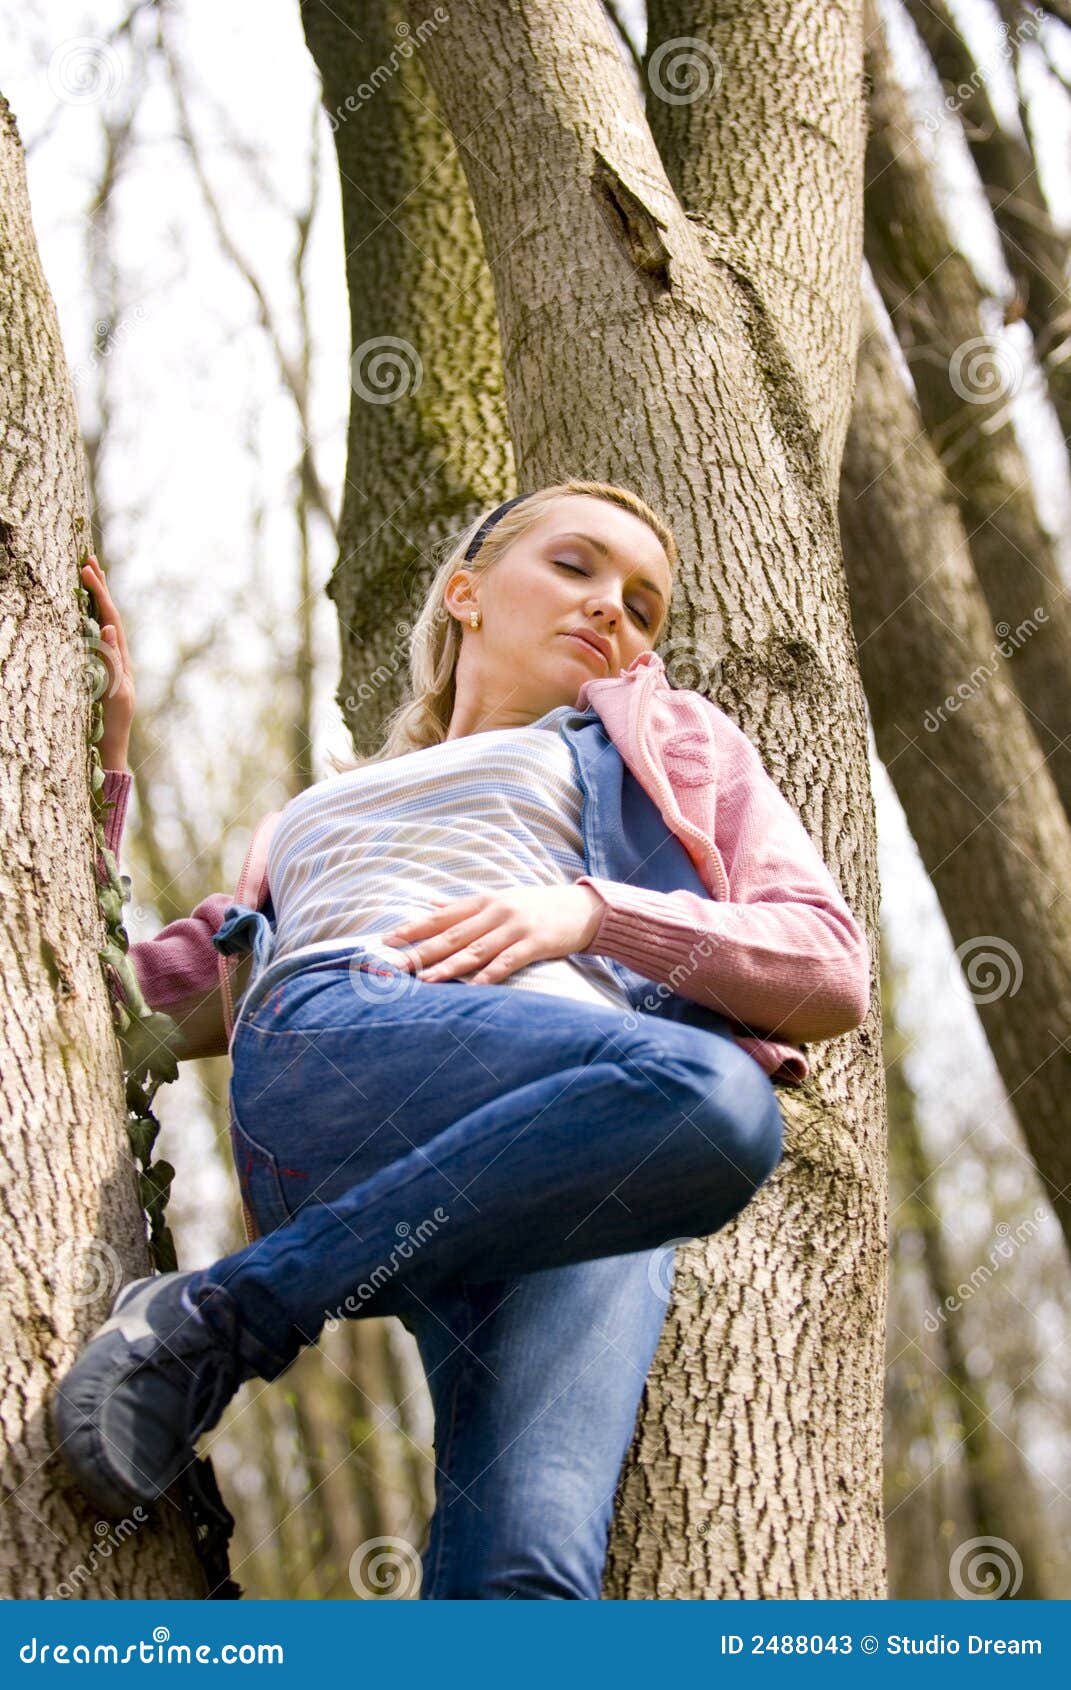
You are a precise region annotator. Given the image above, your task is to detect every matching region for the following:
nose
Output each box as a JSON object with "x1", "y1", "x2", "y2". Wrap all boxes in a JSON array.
[{"x1": 585, "y1": 589, "x2": 620, "y2": 629}]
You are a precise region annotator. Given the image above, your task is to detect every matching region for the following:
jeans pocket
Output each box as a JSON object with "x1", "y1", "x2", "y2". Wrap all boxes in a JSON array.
[{"x1": 229, "y1": 1104, "x2": 293, "y2": 1236}]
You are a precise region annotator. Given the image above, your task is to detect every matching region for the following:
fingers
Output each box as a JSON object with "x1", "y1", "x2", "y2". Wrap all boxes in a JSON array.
[
  {"x1": 383, "y1": 894, "x2": 471, "y2": 945},
  {"x1": 80, "y1": 557, "x2": 130, "y2": 667},
  {"x1": 413, "y1": 914, "x2": 518, "y2": 981}
]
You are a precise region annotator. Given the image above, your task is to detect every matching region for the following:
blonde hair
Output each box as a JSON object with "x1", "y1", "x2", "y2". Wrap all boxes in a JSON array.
[{"x1": 327, "y1": 479, "x2": 677, "y2": 773}]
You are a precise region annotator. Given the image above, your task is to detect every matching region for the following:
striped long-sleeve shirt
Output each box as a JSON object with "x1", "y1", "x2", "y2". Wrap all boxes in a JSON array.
[{"x1": 258, "y1": 702, "x2": 631, "y2": 1013}]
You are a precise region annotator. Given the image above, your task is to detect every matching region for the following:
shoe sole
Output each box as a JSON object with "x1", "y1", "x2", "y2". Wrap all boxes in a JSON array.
[{"x1": 50, "y1": 1276, "x2": 188, "y2": 1520}]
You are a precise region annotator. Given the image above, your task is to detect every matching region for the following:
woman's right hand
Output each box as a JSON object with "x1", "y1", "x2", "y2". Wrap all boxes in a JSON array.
[{"x1": 81, "y1": 554, "x2": 136, "y2": 772}]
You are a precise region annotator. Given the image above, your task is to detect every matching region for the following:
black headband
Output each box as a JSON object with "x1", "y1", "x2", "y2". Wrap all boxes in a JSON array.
[{"x1": 463, "y1": 492, "x2": 534, "y2": 562}]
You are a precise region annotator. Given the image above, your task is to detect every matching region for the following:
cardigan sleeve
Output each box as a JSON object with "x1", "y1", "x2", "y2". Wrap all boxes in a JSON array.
[
  {"x1": 96, "y1": 768, "x2": 132, "y2": 881},
  {"x1": 575, "y1": 718, "x2": 871, "y2": 1047},
  {"x1": 96, "y1": 767, "x2": 233, "y2": 1010}
]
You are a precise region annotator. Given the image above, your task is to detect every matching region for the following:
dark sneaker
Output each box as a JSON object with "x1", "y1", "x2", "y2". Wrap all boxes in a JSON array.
[{"x1": 51, "y1": 1271, "x2": 258, "y2": 1520}]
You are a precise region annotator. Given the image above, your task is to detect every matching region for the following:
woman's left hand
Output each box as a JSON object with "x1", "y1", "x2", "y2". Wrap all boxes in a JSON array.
[
  {"x1": 382, "y1": 884, "x2": 606, "y2": 985},
  {"x1": 80, "y1": 554, "x2": 136, "y2": 771}
]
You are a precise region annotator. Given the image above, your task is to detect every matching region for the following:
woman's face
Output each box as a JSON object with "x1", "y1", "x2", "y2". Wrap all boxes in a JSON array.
[{"x1": 444, "y1": 495, "x2": 674, "y2": 736}]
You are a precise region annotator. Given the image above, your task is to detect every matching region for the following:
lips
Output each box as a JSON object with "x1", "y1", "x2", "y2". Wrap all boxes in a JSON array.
[{"x1": 562, "y1": 629, "x2": 611, "y2": 668}]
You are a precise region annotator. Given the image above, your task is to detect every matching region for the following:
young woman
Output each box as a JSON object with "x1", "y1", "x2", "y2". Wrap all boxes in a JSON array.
[{"x1": 54, "y1": 481, "x2": 870, "y2": 1599}]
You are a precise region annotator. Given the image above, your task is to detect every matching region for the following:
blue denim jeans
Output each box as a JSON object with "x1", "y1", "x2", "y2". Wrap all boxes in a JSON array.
[{"x1": 189, "y1": 947, "x2": 785, "y2": 1599}]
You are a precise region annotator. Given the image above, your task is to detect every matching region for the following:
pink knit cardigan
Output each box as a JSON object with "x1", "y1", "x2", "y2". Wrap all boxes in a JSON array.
[{"x1": 98, "y1": 650, "x2": 870, "y2": 1084}]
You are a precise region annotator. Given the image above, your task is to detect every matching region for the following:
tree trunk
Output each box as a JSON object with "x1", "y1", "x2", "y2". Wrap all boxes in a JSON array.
[
  {"x1": 903, "y1": 0, "x2": 1071, "y2": 443},
  {"x1": 0, "y1": 90, "x2": 205, "y2": 1598},
  {"x1": 299, "y1": 0, "x2": 515, "y2": 753},
  {"x1": 890, "y1": 1036, "x2": 1057, "y2": 1601},
  {"x1": 412, "y1": 0, "x2": 886, "y2": 1597},
  {"x1": 878, "y1": 939, "x2": 1054, "y2": 1595},
  {"x1": 863, "y1": 0, "x2": 1071, "y2": 824},
  {"x1": 841, "y1": 281, "x2": 1071, "y2": 1254}
]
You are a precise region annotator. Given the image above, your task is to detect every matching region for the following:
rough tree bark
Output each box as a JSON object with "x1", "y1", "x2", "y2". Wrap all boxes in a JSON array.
[
  {"x1": 840, "y1": 283, "x2": 1071, "y2": 1254},
  {"x1": 864, "y1": 0, "x2": 1071, "y2": 824},
  {"x1": 407, "y1": 0, "x2": 885, "y2": 1597},
  {"x1": 0, "y1": 91, "x2": 205, "y2": 1597},
  {"x1": 299, "y1": 0, "x2": 516, "y2": 754},
  {"x1": 903, "y1": 0, "x2": 1071, "y2": 444}
]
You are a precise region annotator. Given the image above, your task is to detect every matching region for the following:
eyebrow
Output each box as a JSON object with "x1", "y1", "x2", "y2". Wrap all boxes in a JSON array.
[{"x1": 553, "y1": 531, "x2": 668, "y2": 606}]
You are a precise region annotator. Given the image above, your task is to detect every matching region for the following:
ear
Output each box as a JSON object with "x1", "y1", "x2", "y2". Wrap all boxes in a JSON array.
[{"x1": 443, "y1": 567, "x2": 479, "y2": 623}]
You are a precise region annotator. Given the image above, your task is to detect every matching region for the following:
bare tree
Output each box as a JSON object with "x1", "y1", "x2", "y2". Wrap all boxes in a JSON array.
[
  {"x1": 304, "y1": 0, "x2": 885, "y2": 1597},
  {"x1": 864, "y1": 0, "x2": 1071, "y2": 820},
  {"x1": 0, "y1": 85, "x2": 207, "y2": 1600},
  {"x1": 905, "y1": 0, "x2": 1071, "y2": 441},
  {"x1": 840, "y1": 282, "x2": 1071, "y2": 1255}
]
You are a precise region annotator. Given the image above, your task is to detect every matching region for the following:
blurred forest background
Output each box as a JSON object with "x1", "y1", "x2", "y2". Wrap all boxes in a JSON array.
[{"x1": 4, "y1": 0, "x2": 1070, "y2": 1596}]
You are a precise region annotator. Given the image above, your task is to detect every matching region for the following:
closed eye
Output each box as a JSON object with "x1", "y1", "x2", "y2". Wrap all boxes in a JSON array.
[{"x1": 553, "y1": 560, "x2": 652, "y2": 628}]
